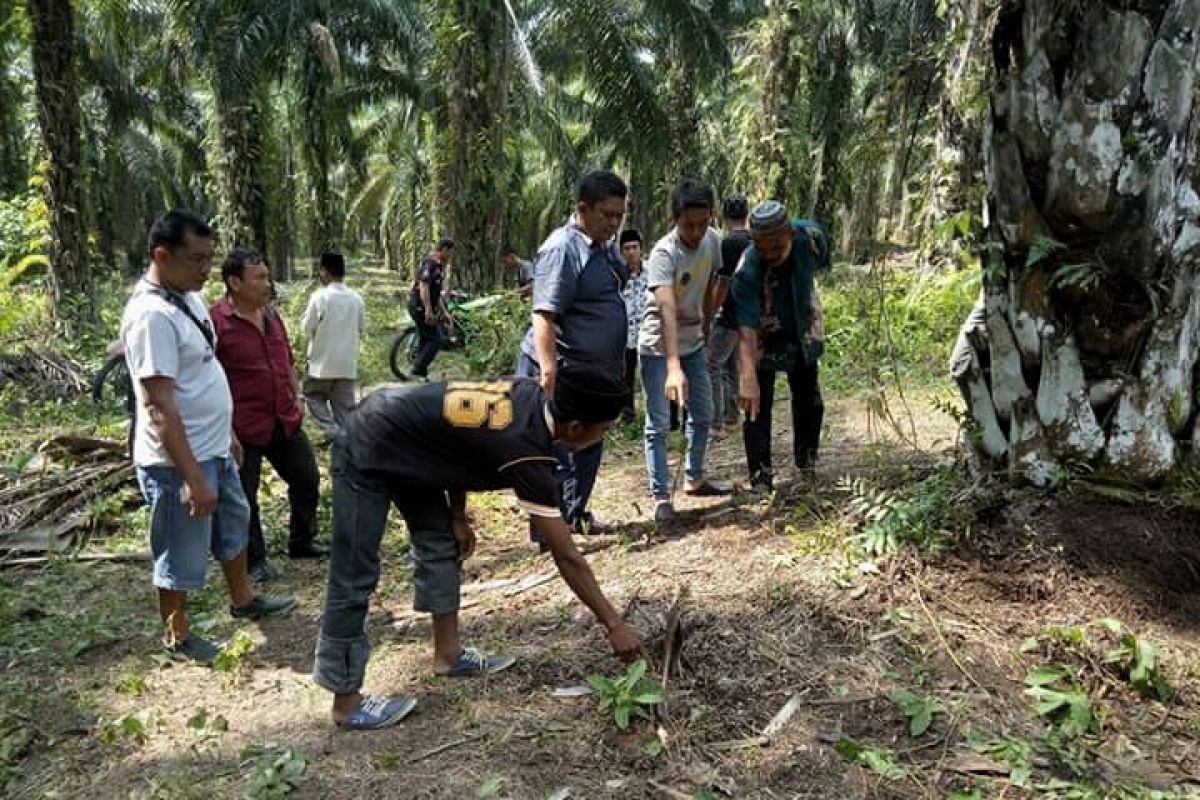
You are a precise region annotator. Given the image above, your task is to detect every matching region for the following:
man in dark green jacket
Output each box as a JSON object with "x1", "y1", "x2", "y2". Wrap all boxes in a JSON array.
[{"x1": 731, "y1": 201, "x2": 830, "y2": 491}]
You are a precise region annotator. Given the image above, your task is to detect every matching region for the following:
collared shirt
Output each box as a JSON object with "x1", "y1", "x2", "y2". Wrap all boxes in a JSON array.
[
  {"x1": 121, "y1": 279, "x2": 232, "y2": 466},
  {"x1": 210, "y1": 297, "x2": 303, "y2": 447},
  {"x1": 519, "y1": 221, "x2": 629, "y2": 373},
  {"x1": 621, "y1": 269, "x2": 649, "y2": 350},
  {"x1": 301, "y1": 281, "x2": 366, "y2": 379}
]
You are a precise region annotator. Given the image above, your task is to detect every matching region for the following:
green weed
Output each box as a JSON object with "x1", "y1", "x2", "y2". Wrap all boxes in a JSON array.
[
  {"x1": 241, "y1": 747, "x2": 308, "y2": 800},
  {"x1": 832, "y1": 737, "x2": 906, "y2": 780},
  {"x1": 586, "y1": 659, "x2": 664, "y2": 731},
  {"x1": 887, "y1": 689, "x2": 945, "y2": 736}
]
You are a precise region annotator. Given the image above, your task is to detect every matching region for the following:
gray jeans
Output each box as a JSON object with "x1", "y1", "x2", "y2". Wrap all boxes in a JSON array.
[
  {"x1": 313, "y1": 439, "x2": 460, "y2": 695},
  {"x1": 708, "y1": 325, "x2": 740, "y2": 427},
  {"x1": 303, "y1": 376, "x2": 356, "y2": 439}
]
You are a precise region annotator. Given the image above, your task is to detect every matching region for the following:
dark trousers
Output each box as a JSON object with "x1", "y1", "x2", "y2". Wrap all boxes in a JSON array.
[
  {"x1": 241, "y1": 421, "x2": 320, "y2": 567},
  {"x1": 313, "y1": 439, "x2": 457, "y2": 694},
  {"x1": 516, "y1": 351, "x2": 603, "y2": 527},
  {"x1": 622, "y1": 349, "x2": 638, "y2": 416},
  {"x1": 412, "y1": 311, "x2": 441, "y2": 378},
  {"x1": 743, "y1": 361, "x2": 824, "y2": 484}
]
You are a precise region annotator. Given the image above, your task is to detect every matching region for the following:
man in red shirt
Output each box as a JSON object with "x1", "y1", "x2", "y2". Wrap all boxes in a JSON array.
[{"x1": 211, "y1": 249, "x2": 326, "y2": 584}]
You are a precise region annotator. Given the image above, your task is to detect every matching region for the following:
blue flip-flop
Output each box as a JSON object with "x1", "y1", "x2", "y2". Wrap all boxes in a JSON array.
[
  {"x1": 338, "y1": 695, "x2": 418, "y2": 731},
  {"x1": 448, "y1": 648, "x2": 517, "y2": 677}
]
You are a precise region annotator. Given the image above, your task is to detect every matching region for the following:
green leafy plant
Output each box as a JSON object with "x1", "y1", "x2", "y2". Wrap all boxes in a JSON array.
[
  {"x1": 214, "y1": 631, "x2": 256, "y2": 684},
  {"x1": 841, "y1": 473, "x2": 957, "y2": 556},
  {"x1": 1026, "y1": 235, "x2": 1067, "y2": 268},
  {"x1": 1103, "y1": 631, "x2": 1172, "y2": 701},
  {"x1": 97, "y1": 713, "x2": 149, "y2": 746},
  {"x1": 967, "y1": 732, "x2": 1034, "y2": 788},
  {"x1": 833, "y1": 737, "x2": 906, "y2": 779},
  {"x1": 242, "y1": 747, "x2": 307, "y2": 800},
  {"x1": 1023, "y1": 666, "x2": 1098, "y2": 737},
  {"x1": 586, "y1": 659, "x2": 664, "y2": 731},
  {"x1": 478, "y1": 776, "x2": 507, "y2": 798},
  {"x1": 887, "y1": 689, "x2": 945, "y2": 736}
]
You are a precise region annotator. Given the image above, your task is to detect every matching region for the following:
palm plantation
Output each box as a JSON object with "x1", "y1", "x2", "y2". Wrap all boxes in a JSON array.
[{"x1": 1, "y1": 0, "x2": 1199, "y2": 797}]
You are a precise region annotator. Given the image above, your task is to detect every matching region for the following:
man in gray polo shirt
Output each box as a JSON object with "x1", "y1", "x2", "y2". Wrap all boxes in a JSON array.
[{"x1": 121, "y1": 210, "x2": 295, "y2": 665}]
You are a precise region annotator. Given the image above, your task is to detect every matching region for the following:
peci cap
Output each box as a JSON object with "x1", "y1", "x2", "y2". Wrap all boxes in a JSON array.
[{"x1": 748, "y1": 200, "x2": 789, "y2": 236}]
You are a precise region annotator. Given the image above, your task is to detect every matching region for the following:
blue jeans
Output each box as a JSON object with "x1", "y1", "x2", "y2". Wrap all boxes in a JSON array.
[
  {"x1": 515, "y1": 352, "x2": 603, "y2": 528},
  {"x1": 313, "y1": 437, "x2": 459, "y2": 695},
  {"x1": 135, "y1": 456, "x2": 249, "y2": 591},
  {"x1": 707, "y1": 325, "x2": 740, "y2": 427},
  {"x1": 640, "y1": 348, "x2": 714, "y2": 499}
]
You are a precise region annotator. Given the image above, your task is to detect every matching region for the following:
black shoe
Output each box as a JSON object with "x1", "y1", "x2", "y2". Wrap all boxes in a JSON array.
[
  {"x1": 249, "y1": 561, "x2": 277, "y2": 585},
  {"x1": 288, "y1": 541, "x2": 330, "y2": 559},
  {"x1": 571, "y1": 511, "x2": 609, "y2": 536},
  {"x1": 230, "y1": 593, "x2": 297, "y2": 620},
  {"x1": 165, "y1": 635, "x2": 221, "y2": 666}
]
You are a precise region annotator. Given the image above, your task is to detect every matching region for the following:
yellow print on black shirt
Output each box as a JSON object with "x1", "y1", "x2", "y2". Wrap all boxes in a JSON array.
[{"x1": 442, "y1": 381, "x2": 514, "y2": 430}]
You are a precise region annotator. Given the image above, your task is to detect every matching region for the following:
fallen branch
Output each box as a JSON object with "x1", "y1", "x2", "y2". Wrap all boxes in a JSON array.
[
  {"x1": 647, "y1": 779, "x2": 694, "y2": 800},
  {"x1": 761, "y1": 691, "x2": 806, "y2": 739},
  {"x1": 659, "y1": 584, "x2": 690, "y2": 717},
  {"x1": 408, "y1": 734, "x2": 482, "y2": 764},
  {"x1": 0, "y1": 551, "x2": 150, "y2": 568},
  {"x1": 912, "y1": 576, "x2": 986, "y2": 694},
  {"x1": 502, "y1": 572, "x2": 557, "y2": 597}
]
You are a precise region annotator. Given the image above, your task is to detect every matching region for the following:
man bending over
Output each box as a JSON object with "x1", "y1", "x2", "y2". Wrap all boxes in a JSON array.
[{"x1": 313, "y1": 364, "x2": 644, "y2": 730}]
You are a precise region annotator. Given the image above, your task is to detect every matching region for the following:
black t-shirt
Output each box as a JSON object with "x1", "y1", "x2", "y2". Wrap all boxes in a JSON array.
[
  {"x1": 410, "y1": 256, "x2": 445, "y2": 313},
  {"x1": 346, "y1": 378, "x2": 561, "y2": 517},
  {"x1": 716, "y1": 229, "x2": 752, "y2": 329}
]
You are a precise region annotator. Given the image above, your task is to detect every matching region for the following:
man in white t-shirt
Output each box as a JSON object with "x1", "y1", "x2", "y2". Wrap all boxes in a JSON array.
[
  {"x1": 120, "y1": 210, "x2": 295, "y2": 665},
  {"x1": 639, "y1": 180, "x2": 733, "y2": 524},
  {"x1": 301, "y1": 252, "x2": 366, "y2": 439}
]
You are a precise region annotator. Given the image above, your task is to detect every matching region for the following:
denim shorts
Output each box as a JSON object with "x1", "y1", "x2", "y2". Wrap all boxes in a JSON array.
[{"x1": 135, "y1": 456, "x2": 250, "y2": 591}]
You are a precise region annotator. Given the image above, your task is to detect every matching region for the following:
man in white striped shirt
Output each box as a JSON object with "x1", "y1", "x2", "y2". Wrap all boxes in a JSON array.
[{"x1": 301, "y1": 253, "x2": 366, "y2": 439}]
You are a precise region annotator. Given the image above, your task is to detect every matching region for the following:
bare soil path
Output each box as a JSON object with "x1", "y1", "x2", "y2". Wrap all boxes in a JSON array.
[{"x1": 6, "y1": 390, "x2": 1200, "y2": 799}]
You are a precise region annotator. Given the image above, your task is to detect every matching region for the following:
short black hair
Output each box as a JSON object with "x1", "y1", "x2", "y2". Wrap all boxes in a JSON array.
[
  {"x1": 577, "y1": 169, "x2": 628, "y2": 206},
  {"x1": 550, "y1": 362, "x2": 631, "y2": 424},
  {"x1": 722, "y1": 194, "x2": 749, "y2": 221},
  {"x1": 148, "y1": 209, "x2": 212, "y2": 252},
  {"x1": 321, "y1": 252, "x2": 346, "y2": 278},
  {"x1": 221, "y1": 247, "x2": 266, "y2": 285},
  {"x1": 619, "y1": 229, "x2": 642, "y2": 247},
  {"x1": 670, "y1": 179, "x2": 715, "y2": 217},
  {"x1": 436, "y1": 238, "x2": 455, "y2": 251},
  {"x1": 501, "y1": 244, "x2": 518, "y2": 257}
]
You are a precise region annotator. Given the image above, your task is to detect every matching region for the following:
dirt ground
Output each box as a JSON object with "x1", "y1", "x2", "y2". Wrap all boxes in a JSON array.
[{"x1": 6, "y1": 389, "x2": 1200, "y2": 800}]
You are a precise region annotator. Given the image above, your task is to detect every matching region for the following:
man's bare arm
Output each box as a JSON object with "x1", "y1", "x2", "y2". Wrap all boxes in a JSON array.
[
  {"x1": 141, "y1": 376, "x2": 217, "y2": 516},
  {"x1": 533, "y1": 515, "x2": 643, "y2": 659},
  {"x1": 531, "y1": 310, "x2": 558, "y2": 396}
]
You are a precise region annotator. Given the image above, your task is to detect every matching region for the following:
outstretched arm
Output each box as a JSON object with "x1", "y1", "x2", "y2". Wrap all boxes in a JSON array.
[{"x1": 532, "y1": 514, "x2": 643, "y2": 660}]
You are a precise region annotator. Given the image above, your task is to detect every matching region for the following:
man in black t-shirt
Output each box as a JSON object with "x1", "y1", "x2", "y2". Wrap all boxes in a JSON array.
[
  {"x1": 408, "y1": 238, "x2": 454, "y2": 378},
  {"x1": 313, "y1": 364, "x2": 643, "y2": 730},
  {"x1": 709, "y1": 195, "x2": 752, "y2": 433}
]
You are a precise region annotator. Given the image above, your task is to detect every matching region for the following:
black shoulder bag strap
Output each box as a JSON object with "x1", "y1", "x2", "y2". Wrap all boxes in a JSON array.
[{"x1": 144, "y1": 283, "x2": 214, "y2": 349}]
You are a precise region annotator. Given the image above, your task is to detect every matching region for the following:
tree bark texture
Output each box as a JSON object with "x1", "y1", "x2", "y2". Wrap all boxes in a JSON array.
[
  {"x1": 924, "y1": 0, "x2": 990, "y2": 252},
  {"x1": 434, "y1": 0, "x2": 510, "y2": 294},
  {"x1": 26, "y1": 0, "x2": 89, "y2": 311},
  {"x1": 958, "y1": 0, "x2": 1199, "y2": 485},
  {"x1": 211, "y1": 88, "x2": 268, "y2": 252}
]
